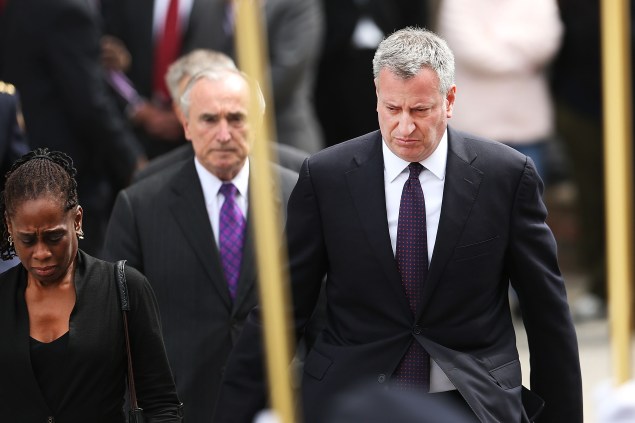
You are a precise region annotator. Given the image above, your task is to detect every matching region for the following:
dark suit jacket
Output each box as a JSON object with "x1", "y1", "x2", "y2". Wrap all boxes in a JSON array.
[
  {"x1": 0, "y1": 0, "x2": 143, "y2": 189},
  {"x1": 102, "y1": 0, "x2": 324, "y2": 153},
  {"x1": 215, "y1": 128, "x2": 583, "y2": 423},
  {"x1": 102, "y1": 158, "x2": 298, "y2": 423}
]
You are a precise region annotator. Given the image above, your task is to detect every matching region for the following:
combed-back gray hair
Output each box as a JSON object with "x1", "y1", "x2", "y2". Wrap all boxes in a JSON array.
[
  {"x1": 179, "y1": 69, "x2": 265, "y2": 119},
  {"x1": 165, "y1": 49, "x2": 237, "y2": 102},
  {"x1": 372, "y1": 27, "x2": 455, "y2": 95}
]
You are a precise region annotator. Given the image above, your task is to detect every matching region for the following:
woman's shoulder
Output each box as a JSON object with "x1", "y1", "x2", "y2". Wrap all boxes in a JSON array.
[
  {"x1": 0, "y1": 263, "x2": 24, "y2": 292},
  {"x1": 120, "y1": 261, "x2": 147, "y2": 292},
  {"x1": 78, "y1": 250, "x2": 147, "y2": 290}
]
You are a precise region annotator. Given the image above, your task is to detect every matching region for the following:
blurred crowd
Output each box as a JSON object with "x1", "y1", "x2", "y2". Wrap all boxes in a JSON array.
[{"x1": 0, "y1": 0, "x2": 614, "y2": 315}]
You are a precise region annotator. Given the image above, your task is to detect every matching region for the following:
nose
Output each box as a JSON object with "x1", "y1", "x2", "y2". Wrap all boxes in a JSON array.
[
  {"x1": 217, "y1": 118, "x2": 231, "y2": 143},
  {"x1": 32, "y1": 241, "x2": 52, "y2": 261},
  {"x1": 397, "y1": 112, "x2": 415, "y2": 136}
]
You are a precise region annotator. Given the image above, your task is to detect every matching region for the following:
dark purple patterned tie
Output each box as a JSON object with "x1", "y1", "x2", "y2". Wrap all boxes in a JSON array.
[
  {"x1": 392, "y1": 162, "x2": 430, "y2": 390},
  {"x1": 219, "y1": 183, "x2": 246, "y2": 300}
]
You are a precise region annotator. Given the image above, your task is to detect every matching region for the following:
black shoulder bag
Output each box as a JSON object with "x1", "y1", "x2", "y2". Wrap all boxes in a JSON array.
[{"x1": 115, "y1": 259, "x2": 146, "y2": 423}]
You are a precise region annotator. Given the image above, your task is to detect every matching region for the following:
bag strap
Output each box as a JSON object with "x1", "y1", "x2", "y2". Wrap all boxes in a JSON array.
[{"x1": 115, "y1": 259, "x2": 142, "y2": 413}]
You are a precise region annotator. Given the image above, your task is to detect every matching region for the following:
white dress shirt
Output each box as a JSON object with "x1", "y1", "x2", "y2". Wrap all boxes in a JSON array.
[
  {"x1": 152, "y1": 0, "x2": 195, "y2": 39},
  {"x1": 195, "y1": 157, "x2": 249, "y2": 248},
  {"x1": 383, "y1": 130, "x2": 456, "y2": 392}
]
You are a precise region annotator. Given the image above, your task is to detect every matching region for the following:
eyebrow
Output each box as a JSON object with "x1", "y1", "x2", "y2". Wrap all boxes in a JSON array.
[{"x1": 17, "y1": 227, "x2": 66, "y2": 236}]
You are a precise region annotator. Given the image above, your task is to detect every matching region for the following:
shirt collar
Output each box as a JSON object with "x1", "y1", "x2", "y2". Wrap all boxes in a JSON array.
[
  {"x1": 382, "y1": 129, "x2": 448, "y2": 183},
  {"x1": 194, "y1": 156, "x2": 250, "y2": 198}
]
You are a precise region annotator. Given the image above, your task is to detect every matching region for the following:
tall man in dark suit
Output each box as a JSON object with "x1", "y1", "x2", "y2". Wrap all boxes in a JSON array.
[
  {"x1": 215, "y1": 28, "x2": 583, "y2": 423},
  {"x1": 102, "y1": 69, "x2": 299, "y2": 422}
]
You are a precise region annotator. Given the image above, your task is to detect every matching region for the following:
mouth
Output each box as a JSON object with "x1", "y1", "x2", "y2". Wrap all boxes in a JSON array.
[
  {"x1": 212, "y1": 148, "x2": 237, "y2": 154},
  {"x1": 32, "y1": 266, "x2": 56, "y2": 277},
  {"x1": 394, "y1": 137, "x2": 419, "y2": 145}
]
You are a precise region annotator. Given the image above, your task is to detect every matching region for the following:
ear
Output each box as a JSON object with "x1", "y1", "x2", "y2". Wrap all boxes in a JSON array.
[
  {"x1": 445, "y1": 85, "x2": 457, "y2": 118},
  {"x1": 74, "y1": 205, "x2": 83, "y2": 230},
  {"x1": 374, "y1": 78, "x2": 380, "y2": 112}
]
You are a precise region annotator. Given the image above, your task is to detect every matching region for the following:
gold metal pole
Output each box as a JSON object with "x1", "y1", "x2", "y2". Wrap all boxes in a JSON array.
[
  {"x1": 233, "y1": 1, "x2": 298, "y2": 422},
  {"x1": 600, "y1": 0, "x2": 633, "y2": 384}
]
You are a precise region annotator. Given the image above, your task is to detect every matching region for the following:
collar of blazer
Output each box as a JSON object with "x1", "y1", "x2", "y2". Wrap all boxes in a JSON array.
[{"x1": 343, "y1": 128, "x2": 484, "y2": 320}]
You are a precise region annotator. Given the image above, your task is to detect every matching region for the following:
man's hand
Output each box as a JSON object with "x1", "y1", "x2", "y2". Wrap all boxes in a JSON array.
[{"x1": 101, "y1": 35, "x2": 131, "y2": 72}]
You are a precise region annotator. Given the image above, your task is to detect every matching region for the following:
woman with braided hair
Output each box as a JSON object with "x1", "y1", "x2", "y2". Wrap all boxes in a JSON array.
[{"x1": 0, "y1": 149, "x2": 182, "y2": 422}]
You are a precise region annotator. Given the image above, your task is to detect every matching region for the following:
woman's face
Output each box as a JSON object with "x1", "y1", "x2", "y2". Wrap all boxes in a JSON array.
[{"x1": 7, "y1": 196, "x2": 82, "y2": 285}]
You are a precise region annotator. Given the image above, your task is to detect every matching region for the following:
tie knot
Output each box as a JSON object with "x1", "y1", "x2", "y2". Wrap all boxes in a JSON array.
[
  {"x1": 219, "y1": 183, "x2": 238, "y2": 198},
  {"x1": 408, "y1": 162, "x2": 423, "y2": 179}
]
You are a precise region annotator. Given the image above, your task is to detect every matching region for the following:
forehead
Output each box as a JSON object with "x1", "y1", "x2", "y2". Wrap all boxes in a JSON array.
[
  {"x1": 189, "y1": 74, "x2": 250, "y2": 110},
  {"x1": 9, "y1": 196, "x2": 72, "y2": 228},
  {"x1": 377, "y1": 67, "x2": 441, "y2": 98}
]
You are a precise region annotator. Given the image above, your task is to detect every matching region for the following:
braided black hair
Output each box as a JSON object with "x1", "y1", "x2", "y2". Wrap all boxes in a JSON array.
[{"x1": 0, "y1": 148, "x2": 79, "y2": 260}]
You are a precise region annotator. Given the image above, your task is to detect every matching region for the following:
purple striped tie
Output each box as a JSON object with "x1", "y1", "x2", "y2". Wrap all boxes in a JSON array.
[
  {"x1": 219, "y1": 183, "x2": 245, "y2": 300},
  {"x1": 392, "y1": 162, "x2": 430, "y2": 390}
]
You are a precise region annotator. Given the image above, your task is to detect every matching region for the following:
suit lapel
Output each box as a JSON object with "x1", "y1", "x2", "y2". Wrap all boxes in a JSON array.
[
  {"x1": 419, "y1": 127, "x2": 483, "y2": 314},
  {"x1": 346, "y1": 132, "x2": 411, "y2": 313},
  {"x1": 168, "y1": 161, "x2": 233, "y2": 308}
]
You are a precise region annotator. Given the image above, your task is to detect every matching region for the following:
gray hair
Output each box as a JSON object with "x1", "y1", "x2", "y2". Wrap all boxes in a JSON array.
[
  {"x1": 179, "y1": 69, "x2": 265, "y2": 118},
  {"x1": 165, "y1": 49, "x2": 237, "y2": 101},
  {"x1": 372, "y1": 27, "x2": 455, "y2": 95}
]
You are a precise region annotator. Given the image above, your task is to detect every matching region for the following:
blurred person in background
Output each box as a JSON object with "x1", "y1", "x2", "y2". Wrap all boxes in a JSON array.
[
  {"x1": 0, "y1": 80, "x2": 30, "y2": 273},
  {"x1": 434, "y1": 0, "x2": 563, "y2": 185},
  {"x1": 315, "y1": 0, "x2": 429, "y2": 146},
  {"x1": 0, "y1": 80, "x2": 30, "y2": 193},
  {"x1": 101, "y1": 0, "x2": 325, "y2": 155},
  {"x1": 0, "y1": 0, "x2": 146, "y2": 257},
  {"x1": 550, "y1": 0, "x2": 606, "y2": 319}
]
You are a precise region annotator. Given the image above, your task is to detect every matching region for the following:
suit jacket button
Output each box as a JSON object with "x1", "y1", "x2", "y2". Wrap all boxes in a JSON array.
[
  {"x1": 413, "y1": 325, "x2": 422, "y2": 335},
  {"x1": 377, "y1": 373, "x2": 386, "y2": 383}
]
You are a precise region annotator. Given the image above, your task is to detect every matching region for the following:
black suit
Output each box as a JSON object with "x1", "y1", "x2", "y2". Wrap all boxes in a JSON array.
[
  {"x1": 103, "y1": 158, "x2": 298, "y2": 423},
  {"x1": 0, "y1": 0, "x2": 144, "y2": 256},
  {"x1": 216, "y1": 128, "x2": 582, "y2": 423}
]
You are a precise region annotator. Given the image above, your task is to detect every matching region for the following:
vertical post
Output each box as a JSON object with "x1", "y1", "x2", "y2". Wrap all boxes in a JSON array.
[
  {"x1": 600, "y1": 0, "x2": 633, "y2": 384},
  {"x1": 233, "y1": 1, "x2": 298, "y2": 422}
]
